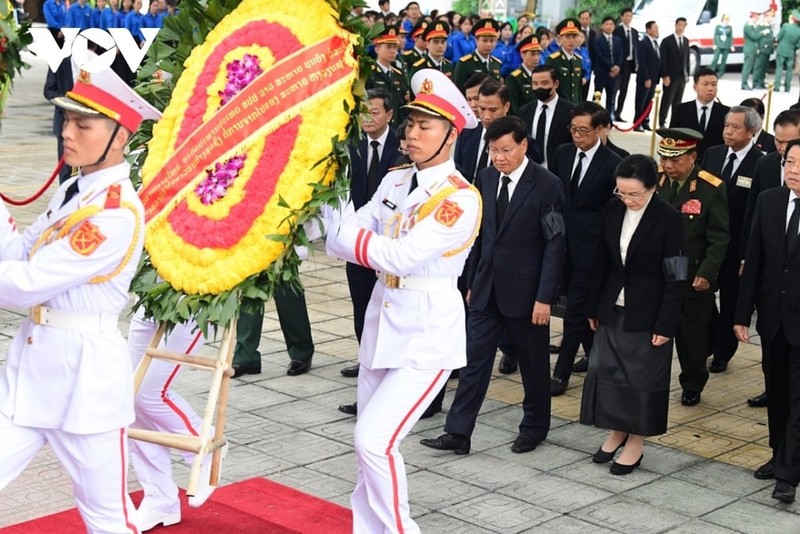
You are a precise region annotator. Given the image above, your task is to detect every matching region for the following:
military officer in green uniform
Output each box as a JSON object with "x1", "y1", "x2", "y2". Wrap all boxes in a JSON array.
[
  {"x1": 367, "y1": 24, "x2": 411, "y2": 127},
  {"x1": 545, "y1": 18, "x2": 583, "y2": 104},
  {"x1": 710, "y1": 14, "x2": 734, "y2": 77},
  {"x1": 655, "y1": 128, "x2": 730, "y2": 407},
  {"x1": 775, "y1": 11, "x2": 800, "y2": 92},
  {"x1": 742, "y1": 11, "x2": 762, "y2": 90},
  {"x1": 506, "y1": 35, "x2": 541, "y2": 114},
  {"x1": 452, "y1": 18, "x2": 502, "y2": 92},
  {"x1": 753, "y1": 9, "x2": 776, "y2": 89},
  {"x1": 402, "y1": 20, "x2": 428, "y2": 70},
  {"x1": 410, "y1": 21, "x2": 454, "y2": 79}
]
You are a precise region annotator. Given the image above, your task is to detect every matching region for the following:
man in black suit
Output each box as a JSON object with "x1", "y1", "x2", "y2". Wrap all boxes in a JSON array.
[
  {"x1": 578, "y1": 9, "x2": 598, "y2": 100},
  {"x1": 420, "y1": 116, "x2": 565, "y2": 455},
  {"x1": 659, "y1": 17, "x2": 690, "y2": 128},
  {"x1": 701, "y1": 106, "x2": 763, "y2": 373},
  {"x1": 550, "y1": 102, "x2": 622, "y2": 395},
  {"x1": 735, "y1": 138, "x2": 800, "y2": 504},
  {"x1": 517, "y1": 64, "x2": 575, "y2": 170},
  {"x1": 43, "y1": 60, "x2": 74, "y2": 183},
  {"x1": 613, "y1": 8, "x2": 638, "y2": 121},
  {"x1": 594, "y1": 16, "x2": 623, "y2": 120},
  {"x1": 741, "y1": 97, "x2": 777, "y2": 154},
  {"x1": 740, "y1": 110, "x2": 800, "y2": 410},
  {"x1": 634, "y1": 21, "x2": 661, "y2": 132},
  {"x1": 670, "y1": 67, "x2": 730, "y2": 160}
]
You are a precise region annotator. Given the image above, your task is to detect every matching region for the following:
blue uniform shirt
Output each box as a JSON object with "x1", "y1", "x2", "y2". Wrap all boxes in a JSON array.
[
  {"x1": 43, "y1": 0, "x2": 67, "y2": 30},
  {"x1": 66, "y1": 2, "x2": 92, "y2": 30}
]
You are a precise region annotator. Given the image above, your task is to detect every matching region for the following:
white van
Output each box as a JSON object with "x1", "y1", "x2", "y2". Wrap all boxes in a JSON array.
[{"x1": 631, "y1": 0, "x2": 781, "y2": 74}]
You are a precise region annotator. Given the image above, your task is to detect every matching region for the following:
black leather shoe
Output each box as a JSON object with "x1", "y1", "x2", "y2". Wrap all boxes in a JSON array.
[
  {"x1": 420, "y1": 433, "x2": 470, "y2": 455},
  {"x1": 232, "y1": 364, "x2": 261, "y2": 378},
  {"x1": 338, "y1": 402, "x2": 357, "y2": 416},
  {"x1": 498, "y1": 353, "x2": 518, "y2": 374},
  {"x1": 550, "y1": 377, "x2": 568, "y2": 397},
  {"x1": 340, "y1": 364, "x2": 359, "y2": 378},
  {"x1": 773, "y1": 480, "x2": 796, "y2": 503},
  {"x1": 681, "y1": 390, "x2": 701, "y2": 406},
  {"x1": 420, "y1": 402, "x2": 442, "y2": 419},
  {"x1": 592, "y1": 437, "x2": 627, "y2": 464},
  {"x1": 708, "y1": 357, "x2": 728, "y2": 373},
  {"x1": 511, "y1": 435, "x2": 540, "y2": 454},
  {"x1": 748, "y1": 391, "x2": 768, "y2": 408},
  {"x1": 549, "y1": 344, "x2": 560, "y2": 354},
  {"x1": 287, "y1": 360, "x2": 311, "y2": 376},
  {"x1": 634, "y1": 126, "x2": 644, "y2": 132},
  {"x1": 572, "y1": 357, "x2": 589, "y2": 373},
  {"x1": 755, "y1": 459, "x2": 775, "y2": 480},
  {"x1": 610, "y1": 454, "x2": 643, "y2": 475},
  {"x1": 642, "y1": 125, "x2": 651, "y2": 131}
]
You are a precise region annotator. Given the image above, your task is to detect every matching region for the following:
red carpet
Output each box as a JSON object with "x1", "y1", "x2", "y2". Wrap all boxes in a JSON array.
[{"x1": 1, "y1": 478, "x2": 352, "y2": 533}]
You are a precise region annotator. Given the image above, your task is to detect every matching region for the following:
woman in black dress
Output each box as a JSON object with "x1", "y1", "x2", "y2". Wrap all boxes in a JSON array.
[{"x1": 580, "y1": 154, "x2": 687, "y2": 475}]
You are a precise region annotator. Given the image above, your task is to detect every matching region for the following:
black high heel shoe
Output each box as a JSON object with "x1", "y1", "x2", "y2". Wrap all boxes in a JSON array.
[
  {"x1": 592, "y1": 436, "x2": 628, "y2": 464},
  {"x1": 610, "y1": 454, "x2": 643, "y2": 475}
]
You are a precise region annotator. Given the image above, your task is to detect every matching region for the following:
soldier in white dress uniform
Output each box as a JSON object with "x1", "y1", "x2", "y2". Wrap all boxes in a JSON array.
[
  {"x1": 0, "y1": 64, "x2": 159, "y2": 533},
  {"x1": 324, "y1": 69, "x2": 480, "y2": 534}
]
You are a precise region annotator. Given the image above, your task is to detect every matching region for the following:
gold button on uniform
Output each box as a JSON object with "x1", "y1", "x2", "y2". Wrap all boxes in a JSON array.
[{"x1": 384, "y1": 302, "x2": 391, "y2": 308}]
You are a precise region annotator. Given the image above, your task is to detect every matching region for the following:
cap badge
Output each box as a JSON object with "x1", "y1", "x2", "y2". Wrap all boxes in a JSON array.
[
  {"x1": 420, "y1": 78, "x2": 434, "y2": 94},
  {"x1": 78, "y1": 70, "x2": 91, "y2": 85}
]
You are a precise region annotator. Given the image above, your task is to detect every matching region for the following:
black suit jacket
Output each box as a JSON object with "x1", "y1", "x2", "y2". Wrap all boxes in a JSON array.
[
  {"x1": 606, "y1": 139, "x2": 630, "y2": 159},
  {"x1": 593, "y1": 33, "x2": 623, "y2": 85},
  {"x1": 613, "y1": 24, "x2": 638, "y2": 65},
  {"x1": 701, "y1": 144, "x2": 763, "y2": 261},
  {"x1": 517, "y1": 97, "x2": 575, "y2": 166},
  {"x1": 670, "y1": 101, "x2": 730, "y2": 158},
  {"x1": 467, "y1": 159, "x2": 566, "y2": 317},
  {"x1": 550, "y1": 142, "x2": 622, "y2": 273},
  {"x1": 590, "y1": 195, "x2": 686, "y2": 336},
  {"x1": 755, "y1": 130, "x2": 777, "y2": 154},
  {"x1": 736, "y1": 188, "x2": 800, "y2": 346},
  {"x1": 582, "y1": 26, "x2": 598, "y2": 62},
  {"x1": 741, "y1": 151, "x2": 782, "y2": 260},
  {"x1": 349, "y1": 129, "x2": 400, "y2": 209},
  {"x1": 660, "y1": 33, "x2": 689, "y2": 79},
  {"x1": 636, "y1": 35, "x2": 661, "y2": 84},
  {"x1": 43, "y1": 60, "x2": 73, "y2": 137},
  {"x1": 454, "y1": 124, "x2": 542, "y2": 183}
]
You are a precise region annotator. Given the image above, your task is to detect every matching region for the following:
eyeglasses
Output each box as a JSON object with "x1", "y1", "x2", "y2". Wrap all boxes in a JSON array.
[
  {"x1": 487, "y1": 146, "x2": 517, "y2": 156},
  {"x1": 567, "y1": 125, "x2": 593, "y2": 137},
  {"x1": 613, "y1": 187, "x2": 650, "y2": 200}
]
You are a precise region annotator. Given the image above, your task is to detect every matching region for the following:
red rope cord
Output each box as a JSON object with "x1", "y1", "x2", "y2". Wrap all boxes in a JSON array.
[
  {"x1": 0, "y1": 157, "x2": 64, "y2": 206},
  {"x1": 612, "y1": 99, "x2": 654, "y2": 132}
]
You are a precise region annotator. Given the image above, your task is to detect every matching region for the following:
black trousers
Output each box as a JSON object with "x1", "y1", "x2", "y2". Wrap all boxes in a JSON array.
[
  {"x1": 634, "y1": 81, "x2": 656, "y2": 129},
  {"x1": 675, "y1": 290, "x2": 714, "y2": 392},
  {"x1": 444, "y1": 293, "x2": 550, "y2": 440},
  {"x1": 710, "y1": 259, "x2": 741, "y2": 363},
  {"x1": 552, "y1": 270, "x2": 593, "y2": 381},
  {"x1": 595, "y1": 77, "x2": 619, "y2": 120},
  {"x1": 345, "y1": 262, "x2": 377, "y2": 343},
  {"x1": 765, "y1": 328, "x2": 800, "y2": 485},
  {"x1": 659, "y1": 76, "x2": 686, "y2": 127},
  {"x1": 615, "y1": 59, "x2": 636, "y2": 116}
]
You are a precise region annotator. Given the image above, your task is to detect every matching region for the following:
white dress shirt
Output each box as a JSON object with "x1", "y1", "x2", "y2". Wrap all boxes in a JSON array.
[
  {"x1": 532, "y1": 94, "x2": 559, "y2": 167},
  {"x1": 724, "y1": 141, "x2": 754, "y2": 177},
  {"x1": 616, "y1": 192, "x2": 654, "y2": 305},
  {"x1": 366, "y1": 125, "x2": 391, "y2": 170},
  {"x1": 571, "y1": 138, "x2": 602, "y2": 187},
  {"x1": 497, "y1": 157, "x2": 529, "y2": 201},
  {"x1": 695, "y1": 100, "x2": 714, "y2": 126}
]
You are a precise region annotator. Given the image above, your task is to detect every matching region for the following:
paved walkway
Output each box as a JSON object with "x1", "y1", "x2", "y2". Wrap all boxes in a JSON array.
[{"x1": 1, "y1": 55, "x2": 799, "y2": 533}]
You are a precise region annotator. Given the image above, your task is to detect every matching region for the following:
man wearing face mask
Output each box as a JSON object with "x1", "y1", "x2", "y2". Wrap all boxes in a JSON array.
[
  {"x1": 506, "y1": 35, "x2": 542, "y2": 114},
  {"x1": 517, "y1": 64, "x2": 575, "y2": 170}
]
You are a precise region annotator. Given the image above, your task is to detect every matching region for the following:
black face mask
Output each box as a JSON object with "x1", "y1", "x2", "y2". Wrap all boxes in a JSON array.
[{"x1": 533, "y1": 88, "x2": 552, "y2": 102}]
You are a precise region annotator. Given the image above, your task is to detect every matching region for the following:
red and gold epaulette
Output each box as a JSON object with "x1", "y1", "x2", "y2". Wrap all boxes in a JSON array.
[
  {"x1": 104, "y1": 184, "x2": 122, "y2": 209},
  {"x1": 447, "y1": 174, "x2": 469, "y2": 189}
]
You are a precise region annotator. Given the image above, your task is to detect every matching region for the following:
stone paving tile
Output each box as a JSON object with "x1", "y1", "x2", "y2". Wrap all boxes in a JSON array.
[
  {"x1": 552, "y1": 459, "x2": 662, "y2": 494},
  {"x1": 484, "y1": 440, "x2": 588, "y2": 472},
  {"x1": 652, "y1": 426, "x2": 748, "y2": 459},
  {"x1": 497, "y1": 472, "x2": 614, "y2": 514},
  {"x1": 668, "y1": 520, "x2": 741, "y2": 533},
  {"x1": 428, "y1": 453, "x2": 542, "y2": 491},
  {"x1": 226, "y1": 382, "x2": 296, "y2": 412},
  {"x1": 267, "y1": 466, "x2": 353, "y2": 501},
  {"x1": 703, "y1": 499, "x2": 800, "y2": 534},
  {"x1": 410, "y1": 421, "x2": 519, "y2": 467},
  {"x1": 305, "y1": 418, "x2": 358, "y2": 446},
  {"x1": 223, "y1": 418, "x2": 296, "y2": 447},
  {"x1": 671, "y1": 460, "x2": 772, "y2": 498},
  {"x1": 625, "y1": 477, "x2": 737, "y2": 516},
  {"x1": 406, "y1": 471, "x2": 489, "y2": 511},
  {"x1": 247, "y1": 430, "x2": 352, "y2": 467},
  {"x1": 631, "y1": 444, "x2": 703, "y2": 475},
  {"x1": 416, "y1": 512, "x2": 498, "y2": 534},
  {"x1": 257, "y1": 398, "x2": 348, "y2": 429},
  {"x1": 571, "y1": 495, "x2": 690, "y2": 533},
  {"x1": 544, "y1": 420, "x2": 609, "y2": 454},
  {"x1": 439, "y1": 493, "x2": 560, "y2": 534},
  {"x1": 534, "y1": 515, "x2": 622, "y2": 533},
  {"x1": 745, "y1": 484, "x2": 800, "y2": 515},
  {"x1": 259, "y1": 373, "x2": 347, "y2": 398}
]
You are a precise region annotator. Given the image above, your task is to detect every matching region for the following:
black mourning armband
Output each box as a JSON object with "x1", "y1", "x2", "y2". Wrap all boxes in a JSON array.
[
  {"x1": 663, "y1": 256, "x2": 689, "y2": 282},
  {"x1": 541, "y1": 207, "x2": 565, "y2": 240}
]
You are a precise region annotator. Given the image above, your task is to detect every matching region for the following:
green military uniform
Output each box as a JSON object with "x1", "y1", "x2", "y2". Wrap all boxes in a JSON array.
[
  {"x1": 506, "y1": 67, "x2": 534, "y2": 114},
  {"x1": 710, "y1": 23, "x2": 733, "y2": 77},
  {"x1": 452, "y1": 52, "x2": 501, "y2": 91},
  {"x1": 655, "y1": 129, "x2": 730, "y2": 402},
  {"x1": 546, "y1": 49, "x2": 583, "y2": 103},
  {"x1": 366, "y1": 63, "x2": 410, "y2": 128},
  {"x1": 402, "y1": 48, "x2": 425, "y2": 70},
  {"x1": 753, "y1": 18, "x2": 775, "y2": 89},
  {"x1": 775, "y1": 17, "x2": 800, "y2": 91},
  {"x1": 410, "y1": 54, "x2": 453, "y2": 79},
  {"x1": 742, "y1": 17, "x2": 761, "y2": 89}
]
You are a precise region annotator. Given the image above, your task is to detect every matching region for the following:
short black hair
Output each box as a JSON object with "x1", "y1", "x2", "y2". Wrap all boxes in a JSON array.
[
  {"x1": 366, "y1": 88, "x2": 392, "y2": 112},
  {"x1": 571, "y1": 101, "x2": 610, "y2": 129},
  {"x1": 578, "y1": 9, "x2": 592, "y2": 17},
  {"x1": 464, "y1": 71, "x2": 491, "y2": 92},
  {"x1": 740, "y1": 97, "x2": 765, "y2": 118},
  {"x1": 615, "y1": 154, "x2": 659, "y2": 188},
  {"x1": 379, "y1": 0, "x2": 389, "y2": 6},
  {"x1": 774, "y1": 109, "x2": 800, "y2": 128},
  {"x1": 620, "y1": 8, "x2": 632, "y2": 16},
  {"x1": 693, "y1": 66, "x2": 717, "y2": 83},
  {"x1": 535, "y1": 27, "x2": 552, "y2": 39},
  {"x1": 485, "y1": 116, "x2": 527, "y2": 144},
  {"x1": 676, "y1": 17, "x2": 687, "y2": 24},
  {"x1": 405, "y1": 1, "x2": 419, "y2": 9},
  {"x1": 601, "y1": 16, "x2": 615, "y2": 24},
  {"x1": 478, "y1": 79, "x2": 510, "y2": 104},
  {"x1": 645, "y1": 20, "x2": 657, "y2": 31},
  {"x1": 532, "y1": 64, "x2": 557, "y2": 81}
]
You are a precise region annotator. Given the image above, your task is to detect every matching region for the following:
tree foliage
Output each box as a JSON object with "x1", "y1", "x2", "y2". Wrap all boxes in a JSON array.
[{"x1": 566, "y1": 0, "x2": 632, "y2": 21}]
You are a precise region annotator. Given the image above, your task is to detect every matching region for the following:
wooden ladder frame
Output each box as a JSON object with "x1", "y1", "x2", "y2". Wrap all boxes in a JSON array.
[{"x1": 128, "y1": 319, "x2": 236, "y2": 497}]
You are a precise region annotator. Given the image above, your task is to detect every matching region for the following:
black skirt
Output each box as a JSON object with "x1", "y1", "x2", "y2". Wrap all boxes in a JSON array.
[{"x1": 580, "y1": 306, "x2": 674, "y2": 436}]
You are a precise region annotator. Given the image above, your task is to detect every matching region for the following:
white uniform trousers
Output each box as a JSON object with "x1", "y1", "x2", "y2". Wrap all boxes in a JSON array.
[
  {"x1": 0, "y1": 415, "x2": 137, "y2": 533},
  {"x1": 352, "y1": 366, "x2": 450, "y2": 534},
  {"x1": 127, "y1": 311, "x2": 206, "y2": 514}
]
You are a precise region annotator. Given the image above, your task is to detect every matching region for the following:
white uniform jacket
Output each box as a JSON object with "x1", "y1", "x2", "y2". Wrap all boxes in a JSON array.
[
  {"x1": 326, "y1": 159, "x2": 481, "y2": 370},
  {"x1": 0, "y1": 163, "x2": 144, "y2": 434}
]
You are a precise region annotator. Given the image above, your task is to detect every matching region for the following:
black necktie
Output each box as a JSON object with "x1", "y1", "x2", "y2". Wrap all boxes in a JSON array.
[
  {"x1": 721, "y1": 153, "x2": 737, "y2": 183},
  {"x1": 408, "y1": 172, "x2": 418, "y2": 194},
  {"x1": 699, "y1": 106, "x2": 708, "y2": 132},
  {"x1": 653, "y1": 39, "x2": 659, "y2": 58},
  {"x1": 570, "y1": 152, "x2": 585, "y2": 198},
  {"x1": 476, "y1": 140, "x2": 489, "y2": 179},
  {"x1": 608, "y1": 35, "x2": 613, "y2": 57},
  {"x1": 497, "y1": 175, "x2": 510, "y2": 224},
  {"x1": 787, "y1": 198, "x2": 800, "y2": 253},
  {"x1": 60, "y1": 180, "x2": 80, "y2": 207},
  {"x1": 669, "y1": 179, "x2": 680, "y2": 202},
  {"x1": 367, "y1": 140, "x2": 380, "y2": 197},
  {"x1": 536, "y1": 104, "x2": 548, "y2": 158},
  {"x1": 626, "y1": 28, "x2": 631, "y2": 58}
]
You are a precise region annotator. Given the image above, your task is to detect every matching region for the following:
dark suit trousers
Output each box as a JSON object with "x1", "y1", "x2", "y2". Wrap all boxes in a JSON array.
[
  {"x1": 234, "y1": 285, "x2": 315, "y2": 367},
  {"x1": 766, "y1": 328, "x2": 800, "y2": 485},
  {"x1": 616, "y1": 59, "x2": 636, "y2": 116},
  {"x1": 676, "y1": 290, "x2": 714, "y2": 391},
  {"x1": 596, "y1": 77, "x2": 619, "y2": 120},
  {"x1": 635, "y1": 82, "x2": 655, "y2": 128},
  {"x1": 346, "y1": 262, "x2": 377, "y2": 343},
  {"x1": 660, "y1": 76, "x2": 686, "y2": 127},
  {"x1": 445, "y1": 293, "x2": 551, "y2": 440},
  {"x1": 710, "y1": 259, "x2": 741, "y2": 363},
  {"x1": 553, "y1": 270, "x2": 594, "y2": 380}
]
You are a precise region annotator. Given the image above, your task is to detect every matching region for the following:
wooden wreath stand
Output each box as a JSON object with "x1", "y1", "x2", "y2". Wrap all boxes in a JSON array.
[{"x1": 128, "y1": 318, "x2": 237, "y2": 498}]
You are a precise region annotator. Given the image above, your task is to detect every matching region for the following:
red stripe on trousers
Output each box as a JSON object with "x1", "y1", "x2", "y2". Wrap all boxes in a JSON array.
[
  {"x1": 118, "y1": 428, "x2": 138, "y2": 534},
  {"x1": 160, "y1": 329, "x2": 204, "y2": 436},
  {"x1": 384, "y1": 370, "x2": 445, "y2": 534}
]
